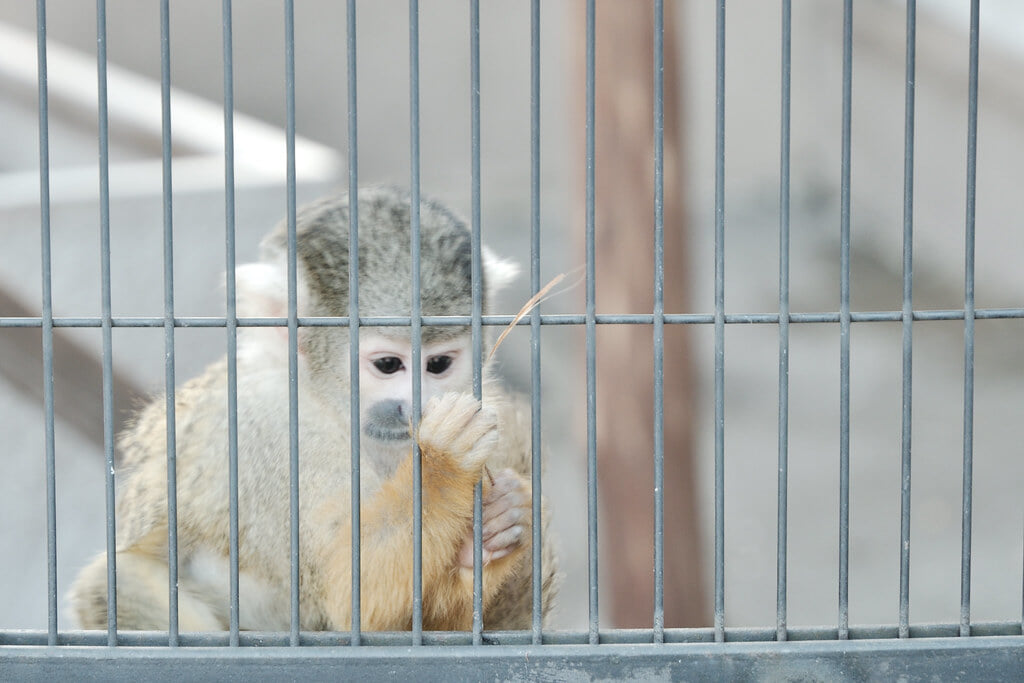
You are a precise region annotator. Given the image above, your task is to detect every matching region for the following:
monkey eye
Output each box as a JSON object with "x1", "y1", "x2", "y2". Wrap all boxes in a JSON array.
[
  {"x1": 426, "y1": 355, "x2": 453, "y2": 375},
  {"x1": 373, "y1": 357, "x2": 404, "y2": 375}
]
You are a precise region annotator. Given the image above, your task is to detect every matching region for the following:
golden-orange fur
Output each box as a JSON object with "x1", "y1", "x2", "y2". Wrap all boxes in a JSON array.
[{"x1": 319, "y1": 393, "x2": 531, "y2": 631}]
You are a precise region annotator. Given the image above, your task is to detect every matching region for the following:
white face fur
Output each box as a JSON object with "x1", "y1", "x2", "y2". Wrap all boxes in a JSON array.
[{"x1": 357, "y1": 330, "x2": 474, "y2": 443}]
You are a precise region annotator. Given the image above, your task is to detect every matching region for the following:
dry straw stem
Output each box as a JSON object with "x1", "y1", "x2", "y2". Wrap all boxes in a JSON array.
[{"x1": 487, "y1": 268, "x2": 583, "y2": 361}]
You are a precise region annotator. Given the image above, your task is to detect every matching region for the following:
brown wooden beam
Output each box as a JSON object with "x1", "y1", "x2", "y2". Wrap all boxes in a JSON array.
[{"x1": 572, "y1": 0, "x2": 707, "y2": 627}]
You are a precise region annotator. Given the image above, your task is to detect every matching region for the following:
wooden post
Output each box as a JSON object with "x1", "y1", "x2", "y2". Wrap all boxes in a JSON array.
[{"x1": 572, "y1": 0, "x2": 706, "y2": 627}]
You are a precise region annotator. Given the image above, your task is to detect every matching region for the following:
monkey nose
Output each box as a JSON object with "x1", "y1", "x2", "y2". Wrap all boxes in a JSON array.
[
  {"x1": 367, "y1": 399, "x2": 411, "y2": 427},
  {"x1": 363, "y1": 399, "x2": 414, "y2": 442}
]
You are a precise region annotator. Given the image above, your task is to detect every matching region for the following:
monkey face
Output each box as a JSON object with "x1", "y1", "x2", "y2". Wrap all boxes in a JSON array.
[{"x1": 357, "y1": 330, "x2": 474, "y2": 442}]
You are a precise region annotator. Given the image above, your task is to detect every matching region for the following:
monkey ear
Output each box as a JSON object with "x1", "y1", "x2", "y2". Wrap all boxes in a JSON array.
[
  {"x1": 235, "y1": 261, "x2": 290, "y2": 318},
  {"x1": 482, "y1": 247, "x2": 519, "y2": 303}
]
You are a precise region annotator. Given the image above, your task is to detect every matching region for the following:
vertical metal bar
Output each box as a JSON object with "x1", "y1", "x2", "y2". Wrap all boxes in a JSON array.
[
  {"x1": 899, "y1": 0, "x2": 917, "y2": 642},
  {"x1": 959, "y1": 0, "x2": 980, "y2": 639},
  {"x1": 469, "y1": 0, "x2": 485, "y2": 646},
  {"x1": 776, "y1": 0, "x2": 792, "y2": 644},
  {"x1": 221, "y1": 0, "x2": 241, "y2": 646},
  {"x1": 35, "y1": 0, "x2": 58, "y2": 647},
  {"x1": 713, "y1": 0, "x2": 727, "y2": 645},
  {"x1": 652, "y1": 0, "x2": 666, "y2": 646},
  {"x1": 408, "y1": 0, "x2": 424, "y2": 645},
  {"x1": 95, "y1": 0, "x2": 118, "y2": 646},
  {"x1": 158, "y1": 0, "x2": 180, "y2": 646},
  {"x1": 584, "y1": 0, "x2": 599, "y2": 647},
  {"x1": 838, "y1": 0, "x2": 853, "y2": 642},
  {"x1": 284, "y1": 0, "x2": 301, "y2": 646},
  {"x1": 529, "y1": 0, "x2": 543, "y2": 647},
  {"x1": 347, "y1": 0, "x2": 362, "y2": 647}
]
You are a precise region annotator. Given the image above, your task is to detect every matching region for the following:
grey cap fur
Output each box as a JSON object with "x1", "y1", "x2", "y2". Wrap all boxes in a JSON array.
[{"x1": 262, "y1": 187, "x2": 483, "y2": 335}]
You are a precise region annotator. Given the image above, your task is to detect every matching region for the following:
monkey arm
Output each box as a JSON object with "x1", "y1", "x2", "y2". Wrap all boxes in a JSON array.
[
  {"x1": 321, "y1": 393, "x2": 525, "y2": 631},
  {"x1": 422, "y1": 469, "x2": 533, "y2": 631}
]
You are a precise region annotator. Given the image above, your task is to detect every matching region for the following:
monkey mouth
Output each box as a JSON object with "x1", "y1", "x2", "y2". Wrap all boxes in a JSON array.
[{"x1": 362, "y1": 424, "x2": 412, "y2": 442}]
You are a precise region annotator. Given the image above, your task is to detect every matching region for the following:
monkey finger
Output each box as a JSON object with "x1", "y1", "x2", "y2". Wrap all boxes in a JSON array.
[
  {"x1": 482, "y1": 502, "x2": 526, "y2": 533},
  {"x1": 484, "y1": 468, "x2": 520, "y2": 493},
  {"x1": 482, "y1": 488, "x2": 527, "y2": 519},
  {"x1": 457, "y1": 524, "x2": 523, "y2": 568},
  {"x1": 483, "y1": 489, "x2": 528, "y2": 524},
  {"x1": 482, "y1": 547, "x2": 514, "y2": 564},
  {"x1": 458, "y1": 534, "x2": 516, "y2": 566},
  {"x1": 482, "y1": 525, "x2": 525, "y2": 554},
  {"x1": 483, "y1": 521, "x2": 528, "y2": 547},
  {"x1": 457, "y1": 543, "x2": 516, "y2": 569},
  {"x1": 483, "y1": 468, "x2": 526, "y2": 501},
  {"x1": 483, "y1": 482, "x2": 525, "y2": 508}
]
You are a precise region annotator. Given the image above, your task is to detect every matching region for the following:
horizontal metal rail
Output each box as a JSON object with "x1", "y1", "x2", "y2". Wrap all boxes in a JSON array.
[
  {"x1": 2, "y1": 308, "x2": 1024, "y2": 329},
  {"x1": 2, "y1": 634, "x2": 1023, "y2": 682},
  {"x1": 2, "y1": 621, "x2": 1021, "y2": 647}
]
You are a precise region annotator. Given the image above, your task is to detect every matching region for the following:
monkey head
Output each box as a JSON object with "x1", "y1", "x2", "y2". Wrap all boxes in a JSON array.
[{"x1": 235, "y1": 186, "x2": 517, "y2": 446}]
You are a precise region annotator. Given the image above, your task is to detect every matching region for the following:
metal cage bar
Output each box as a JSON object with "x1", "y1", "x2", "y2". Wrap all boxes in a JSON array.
[
  {"x1": 6, "y1": 309, "x2": 1024, "y2": 330},
  {"x1": 7, "y1": 308, "x2": 1024, "y2": 332},
  {"x1": 528, "y1": 0, "x2": 544, "y2": 647},
  {"x1": 838, "y1": 0, "x2": 853, "y2": 641},
  {"x1": 776, "y1": 0, "x2": 792, "y2": 644},
  {"x1": 94, "y1": 0, "x2": 118, "y2": 647},
  {"x1": 407, "y1": 0, "x2": 424, "y2": 645},
  {"x1": 959, "y1": 0, "x2": 981, "y2": 639},
  {"x1": 2, "y1": 620, "x2": 1021, "y2": 648},
  {"x1": 899, "y1": 0, "x2": 917, "y2": 642},
  {"x1": 34, "y1": 0, "x2": 58, "y2": 648},
  {"x1": 2, "y1": 635, "x2": 1023, "y2": 681},
  {"x1": 283, "y1": 0, "x2": 301, "y2": 646},
  {"x1": 584, "y1": 0, "x2": 599, "y2": 647},
  {"x1": 3, "y1": 634, "x2": 1024, "y2": 682},
  {"x1": 652, "y1": 0, "x2": 666, "y2": 645},
  {"x1": 468, "y1": 0, "x2": 485, "y2": 646},
  {"x1": 159, "y1": 0, "x2": 180, "y2": 646},
  {"x1": 712, "y1": 0, "x2": 726, "y2": 645},
  {"x1": 220, "y1": 0, "x2": 242, "y2": 646},
  {"x1": 346, "y1": 0, "x2": 362, "y2": 646}
]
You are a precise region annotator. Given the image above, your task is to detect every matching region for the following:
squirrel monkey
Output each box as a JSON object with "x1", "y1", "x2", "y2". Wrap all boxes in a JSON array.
[{"x1": 69, "y1": 187, "x2": 558, "y2": 631}]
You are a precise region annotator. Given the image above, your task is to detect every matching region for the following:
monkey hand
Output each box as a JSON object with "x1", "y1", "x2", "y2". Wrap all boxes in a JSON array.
[
  {"x1": 457, "y1": 468, "x2": 530, "y2": 569},
  {"x1": 417, "y1": 392, "x2": 498, "y2": 475}
]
